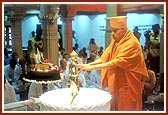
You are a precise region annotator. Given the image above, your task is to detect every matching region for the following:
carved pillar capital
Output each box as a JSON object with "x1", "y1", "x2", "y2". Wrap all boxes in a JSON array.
[
  {"x1": 10, "y1": 10, "x2": 25, "y2": 21},
  {"x1": 61, "y1": 17, "x2": 74, "y2": 23}
]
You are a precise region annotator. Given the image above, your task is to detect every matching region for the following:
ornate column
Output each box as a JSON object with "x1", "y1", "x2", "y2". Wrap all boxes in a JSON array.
[
  {"x1": 105, "y1": 4, "x2": 117, "y2": 48},
  {"x1": 41, "y1": 4, "x2": 60, "y2": 64},
  {"x1": 62, "y1": 17, "x2": 74, "y2": 55},
  {"x1": 10, "y1": 10, "x2": 25, "y2": 58},
  {"x1": 60, "y1": 4, "x2": 76, "y2": 55}
]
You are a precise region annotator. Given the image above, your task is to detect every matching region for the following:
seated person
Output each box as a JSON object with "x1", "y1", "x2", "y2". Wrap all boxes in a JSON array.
[
  {"x1": 142, "y1": 64, "x2": 156, "y2": 102},
  {"x1": 4, "y1": 76, "x2": 17, "y2": 105},
  {"x1": 78, "y1": 73, "x2": 86, "y2": 88},
  {"x1": 147, "y1": 73, "x2": 164, "y2": 103},
  {"x1": 82, "y1": 57, "x2": 101, "y2": 89},
  {"x1": 4, "y1": 58, "x2": 17, "y2": 84},
  {"x1": 4, "y1": 76, "x2": 30, "y2": 111},
  {"x1": 86, "y1": 70, "x2": 101, "y2": 89},
  {"x1": 14, "y1": 58, "x2": 27, "y2": 83},
  {"x1": 59, "y1": 59, "x2": 70, "y2": 88},
  {"x1": 12, "y1": 52, "x2": 19, "y2": 65}
]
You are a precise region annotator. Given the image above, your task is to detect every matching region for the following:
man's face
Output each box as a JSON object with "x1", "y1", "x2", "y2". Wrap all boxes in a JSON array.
[
  {"x1": 60, "y1": 60, "x2": 67, "y2": 70},
  {"x1": 111, "y1": 27, "x2": 125, "y2": 40},
  {"x1": 28, "y1": 64, "x2": 35, "y2": 72}
]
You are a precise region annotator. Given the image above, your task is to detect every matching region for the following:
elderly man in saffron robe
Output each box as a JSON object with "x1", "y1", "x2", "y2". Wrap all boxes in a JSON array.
[{"x1": 77, "y1": 16, "x2": 148, "y2": 111}]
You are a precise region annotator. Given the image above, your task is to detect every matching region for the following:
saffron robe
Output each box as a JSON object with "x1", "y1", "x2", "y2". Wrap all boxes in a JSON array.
[{"x1": 100, "y1": 29, "x2": 148, "y2": 111}]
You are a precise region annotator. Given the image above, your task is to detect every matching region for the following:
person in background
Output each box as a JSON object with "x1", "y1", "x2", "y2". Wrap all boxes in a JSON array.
[
  {"x1": 12, "y1": 52, "x2": 19, "y2": 65},
  {"x1": 34, "y1": 31, "x2": 43, "y2": 54},
  {"x1": 77, "y1": 16, "x2": 148, "y2": 111},
  {"x1": 59, "y1": 58, "x2": 70, "y2": 88},
  {"x1": 27, "y1": 63, "x2": 35, "y2": 73},
  {"x1": 4, "y1": 76, "x2": 29, "y2": 111},
  {"x1": 90, "y1": 49, "x2": 100, "y2": 60},
  {"x1": 58, "y1": 47, "x2": 66, "y2": 66},
  {"x1": 98, "y1": 46, "x2": 104, "y2": 57},
  {"x1": 14, "y1": 58, "x2": 27, "y2": 84},
  {"x1": 144, "y1": 73, "x2": 164, "y2": 110},
  {"x1": 87, "y1": 38, "x2": 100, "y2": 54},
  {"x1": 73, "y1": 43, "x2": 80, "y2": 54},
  {"x1": 149, "y1": 24, "x2": 160, "y2": 74},
  {"x1": 82, "y1": 57, "x2": 101, "y2": 89},
  {"x1": 4, "y1": 58, "x2": 17, "y2": 84},
  {"x1": 72, "y1": 30, "x2": 77, "y2": 47},
  {"x1": 133, "y1": 26, "x2": 141, "y2": 41},
  {"x1": 4, "y1": 76, "x2": 36, "y2": 111},
  {"x1": 28, "y1": 31, "x2": 36, "y2": 64},
  {"x1": 78, "y1": 47, "x2": 88, "y2": 64},
  {"x1": 4, "y1": 76, "x2": 17, "y2": 105},
  {"x1": 63, "y1": 53, "x2": 70, "y2": 62},
  {"x1": 142, "y1": 63, "x2": 156, "y2": 102},
  {"x1": 4, "y1": 48, "x2": 12, "y2": 66},
  {"x1": 144, "y1": 29, "x2": 151, "y2": 49}
]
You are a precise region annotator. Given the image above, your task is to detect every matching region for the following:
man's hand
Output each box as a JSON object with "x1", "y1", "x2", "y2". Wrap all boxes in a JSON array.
[
  {"x1": 23, "y1": 97, "x2": 36, "y2": 109},
  {"x1": 77, "y1": 64, "x2": 93, "y2": 73}
]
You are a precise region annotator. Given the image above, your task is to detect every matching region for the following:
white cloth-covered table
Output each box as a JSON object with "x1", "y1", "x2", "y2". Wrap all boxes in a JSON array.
[{"x1": 38, "y1": 88, "x2": 111, "y2": 111}]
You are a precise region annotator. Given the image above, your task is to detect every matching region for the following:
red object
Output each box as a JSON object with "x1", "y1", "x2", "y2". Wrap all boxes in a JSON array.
[
  {"x1": 44, "y1": 59, "x2": 50, "y2": 63},
  {"x1": 35, "y1": 68, "x2": 38, "y2": 71},
  {"x1": 57, "y1": 67, "x2": 62, "y2": 73}
]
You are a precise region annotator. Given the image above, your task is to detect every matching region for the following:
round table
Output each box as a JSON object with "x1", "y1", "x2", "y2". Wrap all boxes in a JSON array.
[{"x1": 38, "y1": 88, "x2": 111, "y2": 111}]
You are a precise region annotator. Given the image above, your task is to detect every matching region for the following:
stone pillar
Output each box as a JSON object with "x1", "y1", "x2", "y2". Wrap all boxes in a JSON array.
[
  {"x1": 10, "y1": 10, "x2": 25, "y2": 58},
  {"x1": 62, "y1": 17, "x2": 74, "y2": 55},
  {"x1": 59, "y1": 4, "x2": 76, "y2": 55},
  {"x1": 41, "y1": 4, "x2": 59, "y2": 64},
  {"x1": 105, "y1": 4, "x2": 117, "y2": 48}
]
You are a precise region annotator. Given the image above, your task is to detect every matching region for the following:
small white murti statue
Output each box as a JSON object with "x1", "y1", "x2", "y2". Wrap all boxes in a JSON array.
[
  {"x1": 69, "y1": 50, "x2": 80, "y2": 105},
  {"x1": 34, "y1": 48, "x2": 44, "y2": 64}
]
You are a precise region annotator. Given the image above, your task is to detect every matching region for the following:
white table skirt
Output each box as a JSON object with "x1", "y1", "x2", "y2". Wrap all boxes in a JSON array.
[{"x1": 38, "y1": 88, "x2": 112, "y2": 111}]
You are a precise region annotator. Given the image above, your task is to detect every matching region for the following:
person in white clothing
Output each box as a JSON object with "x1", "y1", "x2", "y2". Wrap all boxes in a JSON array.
[
  {"x1": 4, "y1": 77, "x2": 17, "y2": 104},
  {"x1": 59, "y1": 58, "x2": 70, "y2": 88},
  {"x1": 87, "y1": 70, "x2": 101, "y2": 89},
  {"x1": 78, "y1": 72, "x2": 86, "y2": 88},
  {"x1": 4, "y1": 76, "x2": 29, "y2": 111},
  {"x1": 4, "y1": 58, "x2": 17, "y2": 84},
  {"x1": 14, "y1": 58, "x2": 27, "y2": 83},
  {"x1": 82, "y1": 57, "x2": 101, "y2": 88}
]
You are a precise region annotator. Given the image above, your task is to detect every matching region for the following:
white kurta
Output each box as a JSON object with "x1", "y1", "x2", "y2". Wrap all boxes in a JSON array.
[
  {"x1": 4, "y1": 65, "x2": 15, "y2": 82},
  {"x1": 4, "y1": 83, "x2": 17, "y2": 104}
]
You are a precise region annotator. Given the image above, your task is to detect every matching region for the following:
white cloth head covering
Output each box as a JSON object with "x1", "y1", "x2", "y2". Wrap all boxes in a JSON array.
[{"x1": 109, "y1": 16, "x2": 127, "y2": 28}]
